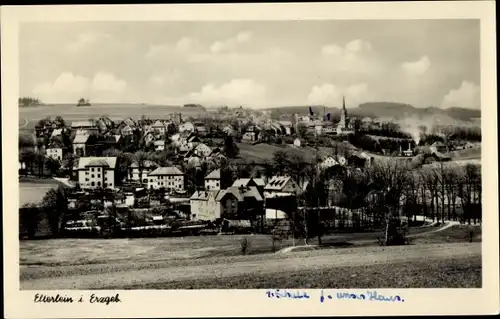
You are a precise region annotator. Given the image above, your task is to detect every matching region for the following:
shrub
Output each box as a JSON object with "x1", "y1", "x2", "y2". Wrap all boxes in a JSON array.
[{"x1": 240, "y1": 237, "x2": 251, "y2": 255}]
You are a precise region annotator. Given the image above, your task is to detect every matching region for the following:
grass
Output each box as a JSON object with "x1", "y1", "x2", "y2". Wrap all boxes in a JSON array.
[
  {"x1": 19, "y1": 103, "x2": 204, "y2": 130},
  {"x1": 449, "y1": 146, "x2": 481, "y2": 160},
  {"x1": 109, "y1": 255, "x2": 482, "y2": 289},
  {"x1": 18, "y1": 226, "x2": 439, "y2": 268},
  {"x1": 237, "y1": 142, "x2": 357, "y2": 163},
  {"x1": 411, "y1": 224, "x2": 482, "y2": 245}
]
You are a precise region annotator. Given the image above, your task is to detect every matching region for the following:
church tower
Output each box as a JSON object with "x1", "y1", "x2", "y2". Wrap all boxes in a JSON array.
[{"x1": 339, "y1": 96, "x2": 348, "y2": 129}]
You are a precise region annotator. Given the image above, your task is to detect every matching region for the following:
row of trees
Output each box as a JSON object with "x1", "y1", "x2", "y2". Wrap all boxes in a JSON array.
[
  {"x1": 281, "y1": 161, "x2": 482, "y2": 245},
  {"x1": 19, "y1": 97, "x2": 43, "y2": 106}
]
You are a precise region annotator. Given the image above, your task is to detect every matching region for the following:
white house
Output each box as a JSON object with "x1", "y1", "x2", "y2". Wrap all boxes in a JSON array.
[
  {"x1": 147, "y1": 166, "x2": 185, "y2": 191},
  {"x1": 179, "y1": 122, "x2": 195, "y2": 133},
  {"x1": 178, "y1": 138, "x2": 191, "y2": 152},
  {"x1": 77, "y1": 157, "x2": 117, "y2": 190},
  {"x1": 154, "y1": 140, "x2": 165, "y2": 151},
  {"x1": 120, "y1": 125, "x2": 134, "y2": 136},
  {"x1": 205, "y1": 169, "x2": 221, "y2": 191},
  {"x1": 73, "y1": 133, "x2": 90, "y2": 157},
  {"x1": 430, "y1": 141, "x2": 447, "y2": 154},
  {"x1": 318, "y1": 156, "x2": 339, "y2": 170},
  {"x1": 143, "y1": 132, "x2": 156, "y2": 145},
  {"x1": 194, "y1": 143, "x2": 212, "y2": 158},
  {"x1": 129, "y1": 160, "x2": 158, "y2": 184},
  {"x1": 152, "y1": 120, "x2": 166, "y2": 135},
  {"x1": 71, "y1": 120, "x2": 97, "y2": 132},
  {"x1": 46, "y1": 140, "x2": 64, "y2": 161},
  {"x1": 264, "y1": 176, "x2": 300, "y2": 199},
  {"x1": 190, "y1": 190, "x2": 223, "y2": 221}
]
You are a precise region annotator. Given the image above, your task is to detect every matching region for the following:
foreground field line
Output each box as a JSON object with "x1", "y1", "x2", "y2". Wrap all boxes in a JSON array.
[{"x1": 21, "y1": 242, "x2": 481, "y2": 290}]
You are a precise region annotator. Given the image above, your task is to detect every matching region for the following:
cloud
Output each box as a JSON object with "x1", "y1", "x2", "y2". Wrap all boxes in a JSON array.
[
  {"x1": 33, "y1": 72, "x2": 90, "y2": 101},
  {"x1": 441, "y1": 81, "x2": 480, "y2": 109},
  {"x1": 322, "y1": 39, "x2": 372, "y2": 60},
  {"x1": 147, "y1": 69, "x2": 183, "y2": 88},
  {"x1": 307, "y1": 83, "x2": 369, "y2": 107},
  {"x1": 91, "y1": 72, "x2": 127, "y2": 93},
  {"x1": 32, "y1": 72, "x2": 127, "y2": 103},
  {"x1": 187, "y1": 78, "x2": 266, "y2": 106},
  {"x1": 210, "y1": 31, "x2": 253, "y2": 53},
  {"x1": 175, "y1": 37, "x2": 195, "y2": 52},
  {"x1": 65, "y1": 32, "x2": 111, "y2": 53},
  {"x1": 320, "y1": 39, "x2": 379, "y2": 74},
  {"x1": 145, "y1": 44, "x2": 171, "y2": 59},
  {"x1": 401, "y1": 56, "x2": 431, "y2": 75}
]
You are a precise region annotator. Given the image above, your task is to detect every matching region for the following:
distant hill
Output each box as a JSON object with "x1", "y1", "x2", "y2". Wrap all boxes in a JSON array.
[
  {"x1": 264, "y1": 102, "x2": 480, "y2": 121},
  {"x1": 354, "y1": 102, "x2": 480, "y2": 121},
  {"x1": 266, "y1": 105, "x2": 340, "y2": 119},
  {"x1": 184, "y1": 104, "x2": 206, "y2": 110}
]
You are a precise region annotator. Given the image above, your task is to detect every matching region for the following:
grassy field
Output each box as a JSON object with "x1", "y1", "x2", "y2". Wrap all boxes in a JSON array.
[
  {"x1": 19, "y1": 223, "x2": 481, "y2": 289},
  {"x1": 20, "y1": 242, "x2": 481, "y2": 289},
  {"x1": 19, "y1": 103, "x2": 205, "y2": 130},
  {"x1": 449, "y1": 146, "x2": 482, "y2": 160},
  {"x1": 237, "y1": 142, "x2": 356, "y2": 163},
  {"x1": 411, "y1": 224, "x2": 482, "y2": 245},
  {"x1": 114, "y1": 255, "x2": 481, "y2": 289},
  {"x1": 20, "y1": 225, "x2": 449, "y2": 268}
]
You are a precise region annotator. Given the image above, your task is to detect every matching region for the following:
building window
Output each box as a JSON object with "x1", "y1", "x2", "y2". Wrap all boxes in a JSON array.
[
  {"x1": 85, "y1": 171, "x2": 89, "y2": 175},
  {"x1": 91, "y1": 182, "x2": 95, "y2": 186},
  {"x1": 98, "y1": 174, "x2": 101, "y2": 178},
  {"x1": 86, "y1": 178, "x2": 89, "y2": 182},
  {"x1": 91, "y1": 174, "x2": 95, "y2": 178},
  {"x1": 104, "y1": 183, "x2": 107, "y2": 187},
  {"x1": 97, "y1": 182, "x2": 101, "y2": 187},
  {"x1": 91, "y1": 168, "x2": 95, "y2": 172}
]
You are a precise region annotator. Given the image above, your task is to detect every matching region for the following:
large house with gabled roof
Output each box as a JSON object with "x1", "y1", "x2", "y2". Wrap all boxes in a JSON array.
[
  {"x1": 205, "y1": 169, "x2": 221, "y2": 190},
  {"x1": 263, "y1": 176, "x2": 300, "y2": 198},
  {"x1": 46, "y1": 139, "x2": 65, "y2": 161},
  {"x1": 77, "y1": 157, "x2": 118, "y2": 190},
  {"x1": 147, "y1": 166, "x2": 185, "y2": 191}
]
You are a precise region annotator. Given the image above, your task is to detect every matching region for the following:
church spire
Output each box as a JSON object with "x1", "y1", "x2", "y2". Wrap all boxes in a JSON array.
[{"x1": 342, "y1": 95, "x2": 346, "y2": 111}]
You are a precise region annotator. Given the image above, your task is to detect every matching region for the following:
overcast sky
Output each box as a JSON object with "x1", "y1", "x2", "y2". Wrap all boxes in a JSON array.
[{"x1": 19, "y1": 20, "x2": 480, "y2": 109}]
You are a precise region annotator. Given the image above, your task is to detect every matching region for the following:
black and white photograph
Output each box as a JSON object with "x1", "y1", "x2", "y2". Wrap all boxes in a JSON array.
[{"x1": 2, "y1": 2, "x2": 498, "y2": 318}]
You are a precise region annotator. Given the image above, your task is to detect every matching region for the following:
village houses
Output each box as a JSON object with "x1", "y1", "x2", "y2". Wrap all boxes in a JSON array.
[
  {"x1": 190, "y1": 184, "x2": 264, "y2": 222},
  {"x1": 179, "y1": 121, "x2": 195, "y2": 133},
  {"x1": 129, "y1": 160, "x2": 158, "y2": 184},
  {"x1": 46, "y1": 139, "x2": 65, "y2": 161},
  {"x1": 77, "y1": 157, "x2": 117, "y2": 190},
  {"x1": 318, "y1": 156, "x2": 339, "y2": 170},
  {"x1": 73, "y1": 133, "x2": 92, "y2": 157},
  {"x1": 120, "y1": 125, "x2": 134, "y2": 136},
  {"x1": 154, "y1": 140, "x2": 165, "y2": 151},
  {"x1": 194, "y1": 143, "x2": 212, "y2": 158},
  {"x1": 263, "y1": 175, "x2": 300, "y2": 199},
  {"x1": 205, "y1": 169, "x2": 221, "y2": 190},
  {"x1": 71, "y1": 120, "x2": 98, "y2": 134},
  {"x1": 152, "y1": 120, "x2": 167, "y2": 135},
  {"x1": 147, "y1": 166, "x2": 185, "y2": 191}
]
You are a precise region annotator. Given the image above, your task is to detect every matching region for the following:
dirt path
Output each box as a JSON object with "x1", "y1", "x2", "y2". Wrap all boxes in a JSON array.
[
  {"x1": 278, "y1": 221, "x2": 462, "y2": 253},
  {"x1": 19, "y1": 116, "x2": 29, "y2": 128},
  {"x1": 21, "y1": 242, "x2": 480, "y2": 290}
]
